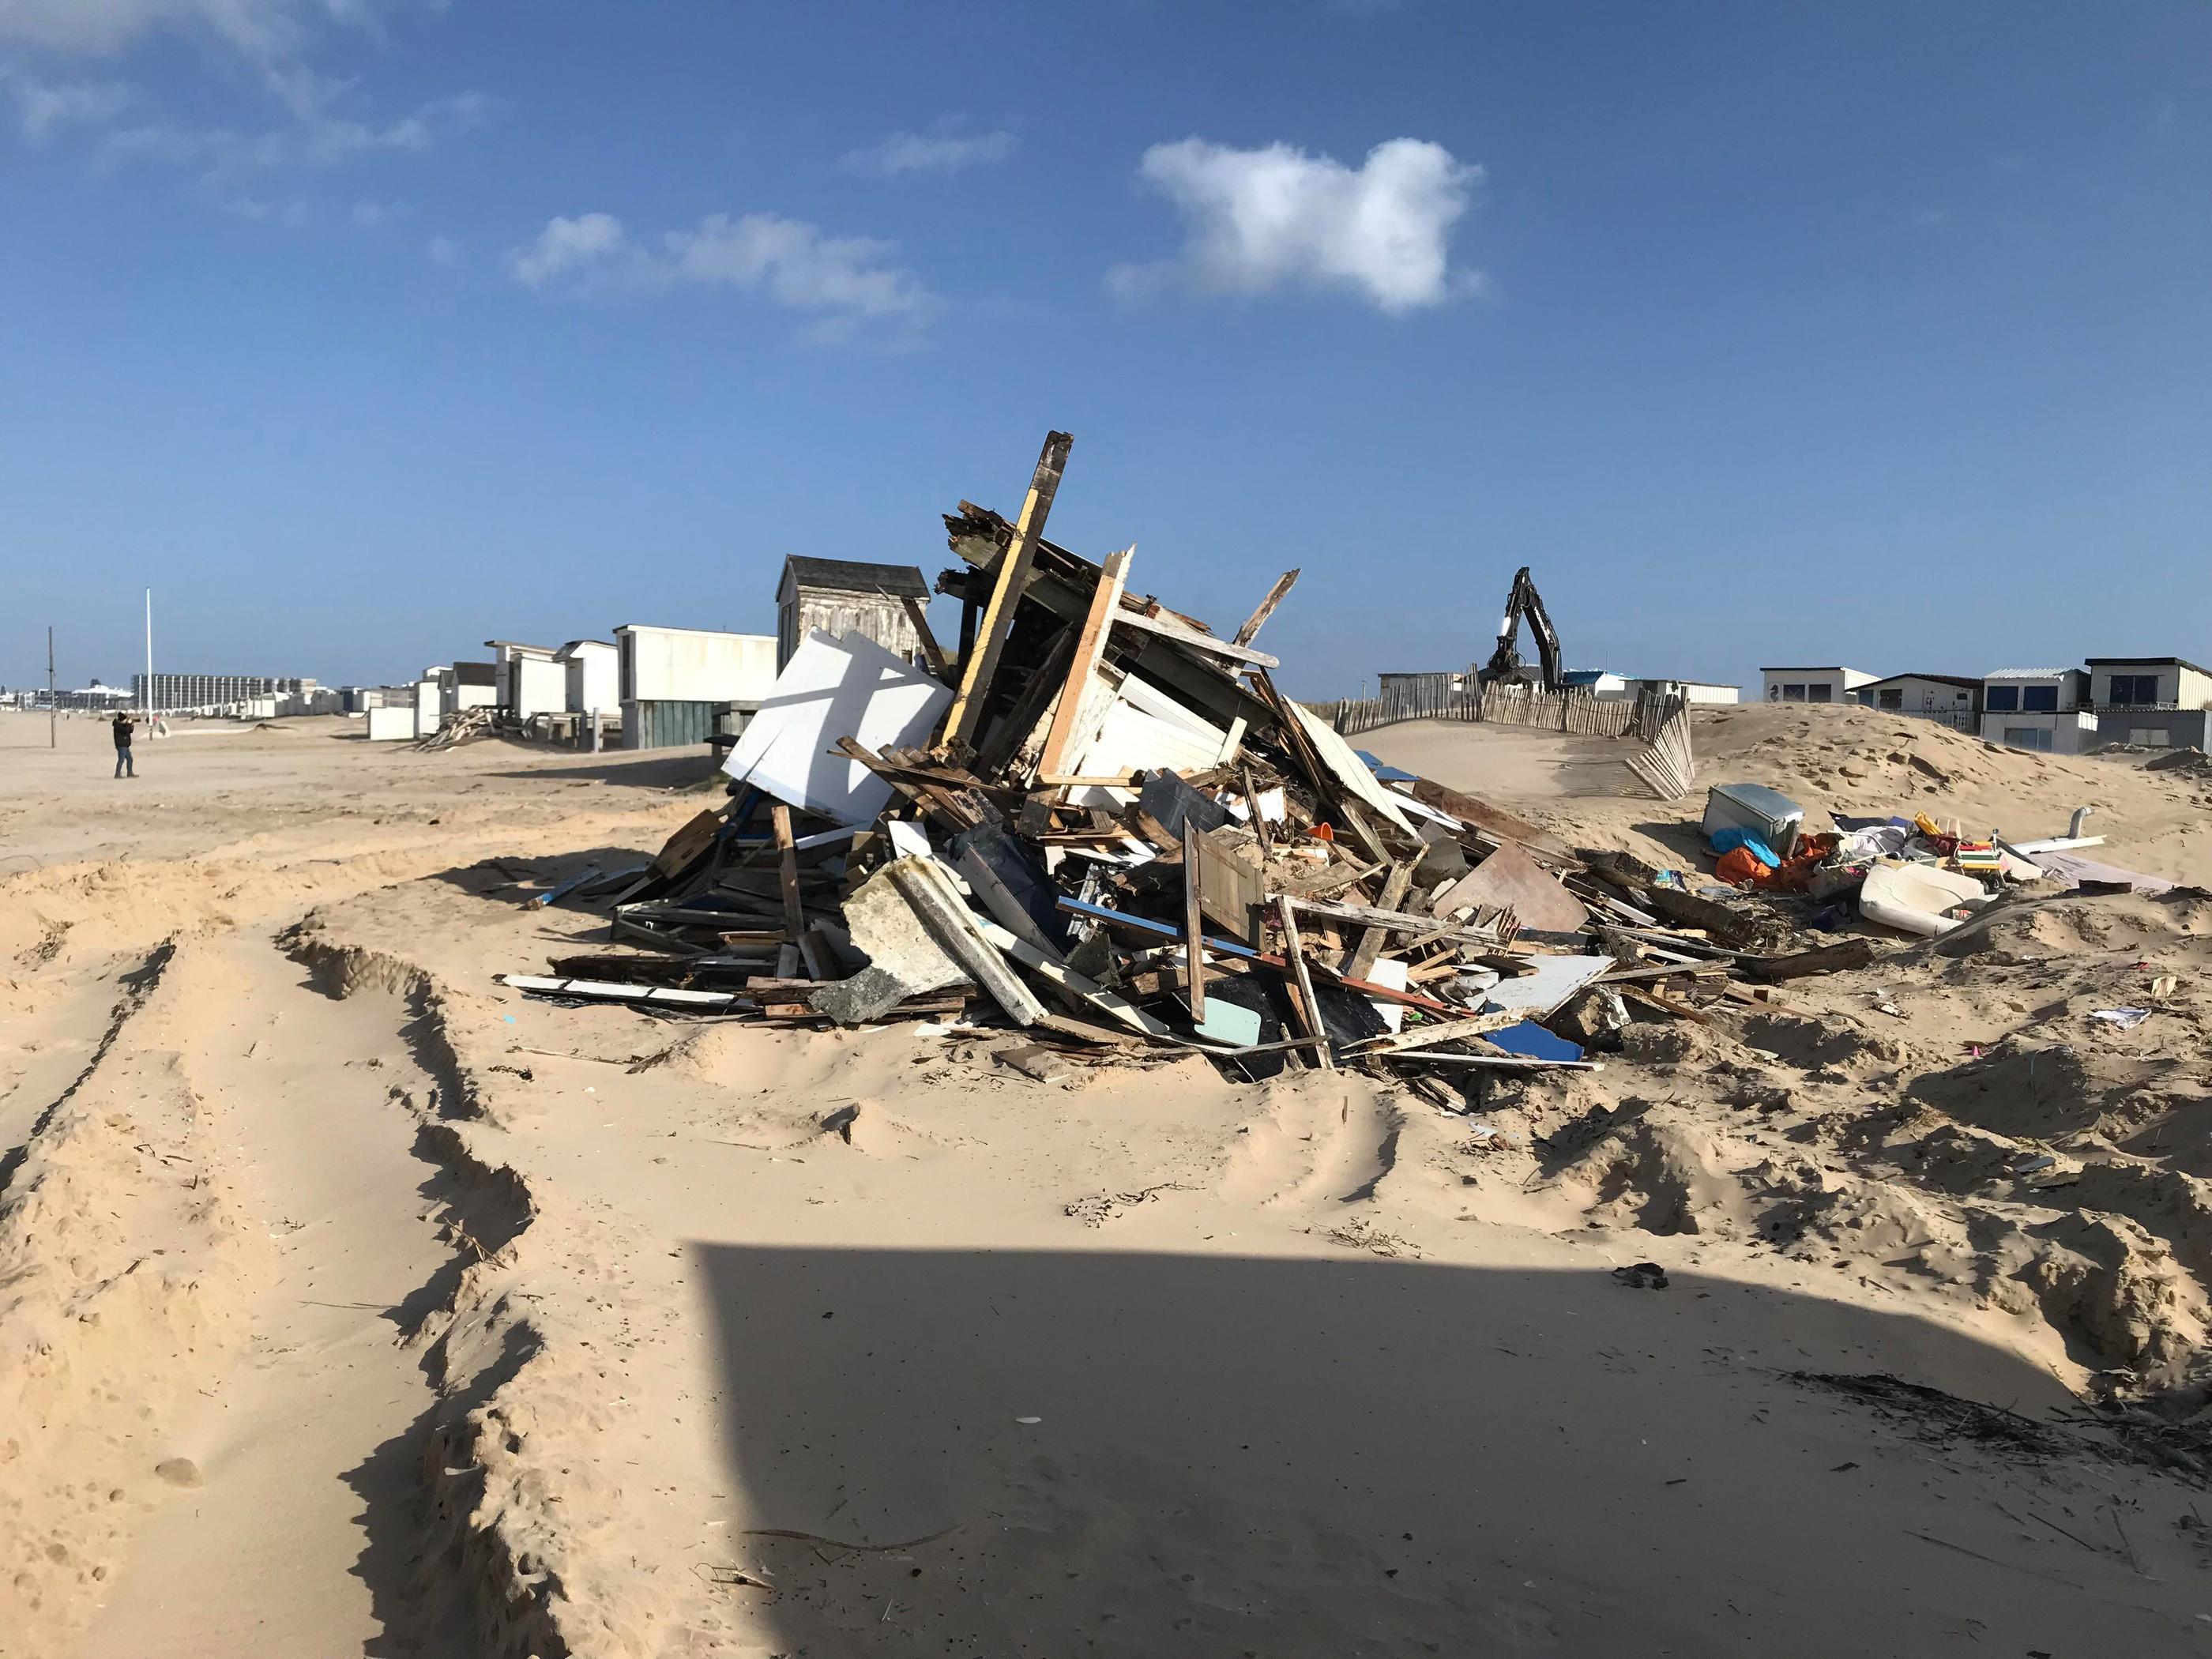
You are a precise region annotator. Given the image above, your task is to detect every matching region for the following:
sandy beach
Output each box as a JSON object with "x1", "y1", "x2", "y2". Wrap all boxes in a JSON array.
[{"x1": 9, "y1": 705, "x2": 2212, "y2": 1657}]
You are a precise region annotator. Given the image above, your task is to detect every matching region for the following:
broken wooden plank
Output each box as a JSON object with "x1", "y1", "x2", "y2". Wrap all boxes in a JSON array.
[
  {"x1": 1620, "y1": 984, "x2": 1712, "y2": 1025},
  {"x1": 1344, "y1": 1009, "x2": 1527, "y2": 1055},
  {"x1": 1739, "y1": 939, "x2": 1877, "y2": 982},
  {"x1": 1275, "y1": 895, "x2": 1335, "y2": 1071},
  {"x1": 943, "y1": 430, "x2": 1073, "y2": 750},
  {"x1": 1344, "y1": 859, "x2": 1416, "y2": 982},
  {"x1": 771, "y1": 803, "x2": 807, "y2": 948},
  {"x1": 1182, "y1": 818, "x2": 1207, "y2": 1023},
  {"x1": 652, "y1": 810, "x2": 724, "y2": 878},
  {"x1": 901, "y1": 596, "x2": 950, "y2": 679},
  {"x1": 1108, "y1": 605, "x2": 1280, "y2": 668},
  {"x1": 885, "y1": 858, "x2": 1045, "y2": 1026},
  {"x1": 1404, "y1": 779, "x2": 1582, "y2": 866},
  {"x1": 1283, "y1": 896, "x2": 1510, "y2": 950},
  {"x1": 1232, "y1": 569, "x2": 1300, "y2": 648},
  {"x1": 1036, "y1": 544, "x2": 1134, "y2": 782},
  {"x1": 498, "y1": 974, "x2": 742, "y2": 1010}
]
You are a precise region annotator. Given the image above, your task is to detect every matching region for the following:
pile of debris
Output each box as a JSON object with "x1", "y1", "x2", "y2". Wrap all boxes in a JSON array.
[{"x1": 499, "y1": 432, "x2": 1889, "y2": 1097}]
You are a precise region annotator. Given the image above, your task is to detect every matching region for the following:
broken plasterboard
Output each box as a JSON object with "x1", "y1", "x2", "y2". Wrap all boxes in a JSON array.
[
  {"x1": 1074, "y1": 695, "x2": 1235, "y2": 796},
  {"x1": 1480, "y1": 955, "x2": 1613, "y2": 1021},
  {"x1": 722, "y1": 629, "x2": 953, "y2": 826},
  {"x1": 808, "y1": 862, "x2": 971, "y2": 1025}
]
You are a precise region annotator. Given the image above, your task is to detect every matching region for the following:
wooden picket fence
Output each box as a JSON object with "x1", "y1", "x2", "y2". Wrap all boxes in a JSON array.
[{"x1": 1321, "y1": 682, "x2": 1673, "y2": 744}]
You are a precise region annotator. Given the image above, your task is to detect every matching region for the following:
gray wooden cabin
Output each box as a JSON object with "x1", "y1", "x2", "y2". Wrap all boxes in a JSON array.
[{"x1": 777, "y1": 556, "x2": 930, "y2": 670}]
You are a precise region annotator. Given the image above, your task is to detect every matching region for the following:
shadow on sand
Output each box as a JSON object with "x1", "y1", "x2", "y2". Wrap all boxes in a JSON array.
[{"x1": 690, "y1": 1243, "x2": 2201, "y2": 1657}]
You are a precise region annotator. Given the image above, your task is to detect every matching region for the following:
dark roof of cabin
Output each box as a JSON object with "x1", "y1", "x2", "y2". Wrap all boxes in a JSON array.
[
  {"x1": 781, "y1": 556, "x2": 930, "y2": 599},
  {"x1": 1857, "y1": 672, "x2": 1984, "y2": 692}
]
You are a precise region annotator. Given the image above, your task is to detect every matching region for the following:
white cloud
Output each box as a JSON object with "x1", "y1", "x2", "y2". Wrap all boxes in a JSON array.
[
  {"x1": 842, "y1": 126, "x2": 1017, "y2": 178},
  {"x1": 350, "y1": 196, "x2": 405, "y2": 228},
  {"x1": 425, "y1": 232, "x2": 460, "y2": 265},
  {"x1": 509, "y1": 213, "x2": 627, "y2": 285},
  {"x1": 0, "y1": 0, "x2": 316, "y2": 58},
  {"x1": 216, "y1": 191, "x2": 307, "y2": 226},
  {"x1": 510, "y1": 209, "x2": 935, "y2": 343},
  {"x1": 1109, "y1": 136, "x2": 1482, "y2": 313},
  {"x1": 4, "y1": 70, "x2": 133, "y2": 139},
  {"x1": 664, "y1": 213, "x2": 930, "y2": 320}
]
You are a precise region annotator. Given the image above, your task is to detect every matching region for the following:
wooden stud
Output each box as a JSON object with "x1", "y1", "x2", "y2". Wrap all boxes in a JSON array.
[
  {"x1": 1275, "y1": 895, "x2": 1335, "y2": 1070},
  {"x1": 1182, "y1": 818, "x2": 1207, "y2": 1023},
  {"x1": 1036, "y1": 545, "x2": 1133, "y2": 782},
  {"x1": 1344, "y1": 858, "x2": 1416, "y2": 982},
  {"x1": 771, "y1": 803, "x2": 807, "y2": 952},
  {"x1": 901, "y1": 596, "x2": 950, "y2": 679},
  {"x1": 1240, "y1": 761, "x2": 1273, "y2": 860},
  {"x1": 942, "y1": 431, "x2": 1073, "y2": 751},
  {"x1": 1232, "y1": 569, "x2": 1300, "y2": 647}
]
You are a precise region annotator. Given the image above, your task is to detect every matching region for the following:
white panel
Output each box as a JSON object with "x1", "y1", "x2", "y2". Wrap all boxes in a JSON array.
[
  {"x1": 720, "y1": 630, "x2": 951, "y2": 825},
  {"x1": 1286, "y1": 701, "x2": 1416, "y2": 833}
]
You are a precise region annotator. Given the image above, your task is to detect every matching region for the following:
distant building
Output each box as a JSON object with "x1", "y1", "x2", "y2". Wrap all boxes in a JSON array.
[
  {"x1": 1377, "y1": 671, "x2": 1468, "y2": 697},
  {"x1": 439, "y1": 661, "x2": 498, "y2": 720},
  {"x1": 614, "y1": 623, "x2": 779, "y2": 750},
  {"x1": 484, "y1": 641, "x2": 565, "y2": 720},
  {"x1": 556, "y1": 640, "x2": 619, "y2": 720},
  {"x1": 1564, "y1": 669, "x2": 1740, "y2": 705},
  {"x1": 1760, "y1": 666, "x2": 1876, "y2": 705},
  {"x1": 777, "y1": 558, "x2": 931, "y2": 671},
  {"x1": 2085, "y1": 656, "x2": 2212, "y2": 750},
  {"x1": 1981, "y1": 669, "x2": 2094, "y2": 754},
  {"x1": 41, "y1": 680, "x2": 136, "y2": 712},
  {"x1": 132, "y1": 672, "x2": 316, "y2": 713},
  {"x1": 1559, "y1": 669, "x2": 1630, "y2": 698},
  {"x1": 1851, "y1": 673, "x2": 1982, "y2": 729}
]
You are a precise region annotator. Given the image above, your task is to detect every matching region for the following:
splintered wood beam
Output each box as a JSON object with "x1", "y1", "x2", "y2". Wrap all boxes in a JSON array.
[
  {"x1": 942, "y1": 430, "x2": 1073, "y2": 751},
  {"x1": 771, "y1": 804, "x2": 807, "y2": 950},
  {"x1": 901, "y1": 596, "x2": 950, "y2": 679},
  {"x1": 1036, "y1": 544, "x2": 1133, "y2": 783},
  {"x1": 1107, "y1": 607, "x2": 1280, "y2": 668},
  {"x1": 1232, "y1": 569, "x2": 1300, "y2": 647},
  {"x1": 1182, "y1": 818, "x2": 1207, "y2": 1022},
  {"x1": 1275, "y1": 895, "x2": 1335, "y2": 1071},
  {"x1": 1344, "y1": 858, "x2": 1416, "y2": 983}
]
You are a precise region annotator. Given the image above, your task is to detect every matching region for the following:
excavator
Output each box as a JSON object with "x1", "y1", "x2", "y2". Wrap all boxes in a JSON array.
[{"x1": 1476, "y1": 566, "x2": 1562, "y2": 690}]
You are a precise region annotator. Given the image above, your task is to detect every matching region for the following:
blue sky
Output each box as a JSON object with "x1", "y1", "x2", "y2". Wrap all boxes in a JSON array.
[{"x1": 2, "y1": 2, "x2": 2207, "y2": 698}]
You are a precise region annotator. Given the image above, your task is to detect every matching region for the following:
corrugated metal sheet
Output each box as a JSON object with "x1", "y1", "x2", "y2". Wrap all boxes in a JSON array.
[{"x1": 623, "y1": 699, "x2": 717, "y2": 750}]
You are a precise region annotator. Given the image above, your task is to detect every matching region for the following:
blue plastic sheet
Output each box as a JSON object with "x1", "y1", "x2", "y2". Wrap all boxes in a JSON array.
[{"x1": 1708, "y1": 826, "x2": 1781, "y2": 867}]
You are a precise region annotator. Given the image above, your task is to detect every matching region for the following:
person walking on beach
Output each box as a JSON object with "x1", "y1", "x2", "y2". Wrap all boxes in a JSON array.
[{"x1": 111, "y1": 712, "x2": 136, "y2": 779}]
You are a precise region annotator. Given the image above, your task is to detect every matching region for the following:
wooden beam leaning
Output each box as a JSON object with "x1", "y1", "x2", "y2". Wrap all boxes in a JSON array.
[
  {"x1": 1182, "y1": 818, "x2": 1207, "y2": 1022},
  {"x1": 1232, "y1": 569, "x2": 1300, "y2": 648},
  {"x1": 771, "y1": 804, "x2": 807, "y2": 951},
  {"x1": 942, "y1": 430, "x2": 1074, "y2": 752},
  {"x1": 1035, "y1": 544, "x2": 1133, "y2": 782},
  {"x1": 1107, "y1": 606, "x2": 1280, "y2": 668},
  {"x1": 1343, "y1": 858, "x2": 1416, "y2": 983},
  {"x1": 1275, "y1": 895, "x2": 1335, "y2": 1071},
  {"x1": 900, "y1": 596, "x2": 950, "y2": 679}
]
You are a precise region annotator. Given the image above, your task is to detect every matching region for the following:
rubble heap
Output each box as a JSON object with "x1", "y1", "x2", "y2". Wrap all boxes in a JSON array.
[{"x1": 498, "y1": 432, "x2": 1897, "y2": 1098}]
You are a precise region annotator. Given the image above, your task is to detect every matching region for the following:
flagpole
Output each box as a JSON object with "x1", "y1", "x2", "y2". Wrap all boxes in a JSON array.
[{"x1": 144, "y1": 588, "x2": 153, "y2": 718}]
